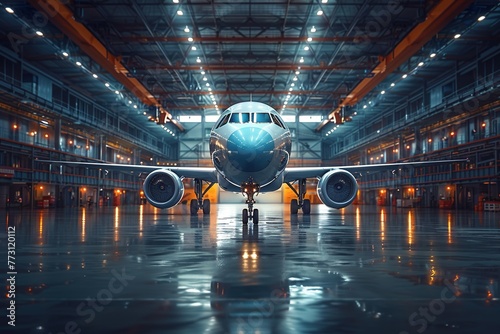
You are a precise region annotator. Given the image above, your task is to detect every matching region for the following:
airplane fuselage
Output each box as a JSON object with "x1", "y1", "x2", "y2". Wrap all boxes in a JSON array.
[{"x1": 209, "y1": 102, "x2": 291, "y2": 192}]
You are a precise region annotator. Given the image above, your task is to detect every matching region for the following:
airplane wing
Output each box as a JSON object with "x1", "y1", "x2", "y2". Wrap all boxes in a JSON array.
[
  {"x1": 37, "y1": 160, "x2": 218, "y2": 183},
  {"x1": 283, "y1": 158, "x2": 468, "y2": 183}
]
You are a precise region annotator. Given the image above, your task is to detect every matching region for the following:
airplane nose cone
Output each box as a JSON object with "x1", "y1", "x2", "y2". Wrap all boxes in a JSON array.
[{"x1": 227, "y1": 127, "x2": 274, "y2": 172}]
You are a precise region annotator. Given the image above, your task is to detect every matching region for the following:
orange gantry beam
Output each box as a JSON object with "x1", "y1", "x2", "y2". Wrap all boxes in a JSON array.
[
  {"x1": 28, "y1": 0, "x2": 184, "y2": 131},
  {"x1": 317, "y1": 0, "x2": 475, "y2": 132}
]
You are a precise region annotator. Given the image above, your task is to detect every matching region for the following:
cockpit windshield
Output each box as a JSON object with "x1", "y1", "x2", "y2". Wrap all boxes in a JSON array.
[
  {"x1": 215, "y1": 112, "x2": 286, "y2": 129},
  {"x1": 228, "y1": 112, "x2": 272, "y2": 124}
]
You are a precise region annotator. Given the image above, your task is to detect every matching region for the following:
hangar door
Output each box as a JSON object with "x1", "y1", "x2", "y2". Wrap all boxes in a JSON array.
[{"x1": 219, "y1": 187, "x2": 283, "y2": 204}]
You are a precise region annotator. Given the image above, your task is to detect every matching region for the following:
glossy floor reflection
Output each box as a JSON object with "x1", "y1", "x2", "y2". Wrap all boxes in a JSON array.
[{"x1": 1, "y1": 204, "x2": 499, "y2": 334}]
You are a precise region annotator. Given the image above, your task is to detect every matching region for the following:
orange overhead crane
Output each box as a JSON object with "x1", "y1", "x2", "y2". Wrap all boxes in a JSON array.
[
  {"x1": 316, "y1": 0, "x2": 475, "y2": 131},
  {"x1": 28, "y1": 0, "x2": 184, "y2": 131}
]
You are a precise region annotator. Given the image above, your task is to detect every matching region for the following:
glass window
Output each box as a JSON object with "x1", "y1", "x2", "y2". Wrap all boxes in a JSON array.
[
  {"x1": 229, "y1": 113, "x2": 250, "y2": 123},
  {"x1": 253, "y1": 113, "x2": 272, "y2": 123},
  {"x1": 271, "y1": 114, "x2": 285, "y2": 128},
  {"x1": 216, "y1": 114, "x2": 230, "y2": 128}
]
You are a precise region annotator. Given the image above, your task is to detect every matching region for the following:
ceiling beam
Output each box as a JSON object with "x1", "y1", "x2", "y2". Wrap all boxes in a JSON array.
[
  {"x1": 28, "y1": 0, "x2": 184, "y2": 132},
  {"x1": 316, "y1": 0, "x2": 475, "y2": 132},
  {"x1": 134, "y1": 64, "x2": 369, "y2": 71},
  {"x1": 121, "y1": 36, "x2": 385, "y2": 43}
]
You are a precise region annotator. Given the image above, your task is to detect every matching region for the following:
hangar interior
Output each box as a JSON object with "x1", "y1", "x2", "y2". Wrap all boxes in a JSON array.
[
  {"x1": 0, "y1": 1, "x2": 500, "y2": 333},
  {"x1": 0, "y1": 0, "x2": 498, "y2": 210}
]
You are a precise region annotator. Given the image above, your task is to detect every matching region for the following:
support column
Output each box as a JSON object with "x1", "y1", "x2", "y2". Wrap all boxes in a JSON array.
[
  {"x1": 414, "y1": 127, "x2": 422, "y2": 155},
  {"x1": 54, "y1": 118, "x2": 61, "y2": 151}
]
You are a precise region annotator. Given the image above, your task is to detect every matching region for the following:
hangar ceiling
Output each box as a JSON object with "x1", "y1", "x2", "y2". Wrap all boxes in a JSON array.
[{"x1": 0, "y1": 0, "x2": 499, "y2": 145}]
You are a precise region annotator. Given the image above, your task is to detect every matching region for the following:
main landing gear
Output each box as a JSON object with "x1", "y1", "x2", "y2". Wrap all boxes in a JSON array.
[
  {"x1": 241, "y1": 181, "x2": 260, "y2": 224},
  {"x1": 190, "y1": 179, "x2": 215, "y2": 215},
  {"x1": 286, "y1": 178, "x2": 311, "y2": 215}
]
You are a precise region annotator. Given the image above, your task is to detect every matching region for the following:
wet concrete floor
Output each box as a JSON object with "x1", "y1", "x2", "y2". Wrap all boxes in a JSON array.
[{"x1": 1, "y1": 203, "x2": 499, "y2": 334}]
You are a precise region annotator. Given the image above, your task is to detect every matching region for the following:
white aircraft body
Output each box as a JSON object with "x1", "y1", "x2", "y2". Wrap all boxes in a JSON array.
[{"x1": 43, "y1": 101, "x2": 465, "y2": 224}]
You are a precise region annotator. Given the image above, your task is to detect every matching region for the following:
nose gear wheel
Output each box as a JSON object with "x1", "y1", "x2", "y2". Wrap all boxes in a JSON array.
[{"x1": 241, "y1": 181, "x2": 260, "y2": 224}]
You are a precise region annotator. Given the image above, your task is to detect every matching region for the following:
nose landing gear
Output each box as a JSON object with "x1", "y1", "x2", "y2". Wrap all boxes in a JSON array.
[{"x1": 241, "y1": 181, "x2": 260, "y2": 224}]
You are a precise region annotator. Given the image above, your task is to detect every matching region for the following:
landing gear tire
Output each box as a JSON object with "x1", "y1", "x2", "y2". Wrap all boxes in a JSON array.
[
  {"x1": 190, "y1": 199, "x2": 198, "y2": 215},
  {"x1": 302, "y1": 199, "x2": 311, "y2": 215},
  {"x1": 202, "y1": 199, "x2": 210, "y2": 214},
  {"x1": 291, "y1": 199, "x2": 299, "y2": 214},
  {"x1": 253, "y1": 209, "x2": 259, "y2": 224},
  {"x1": 242, "y1": 209, "x2": 249, "y2": 224}
]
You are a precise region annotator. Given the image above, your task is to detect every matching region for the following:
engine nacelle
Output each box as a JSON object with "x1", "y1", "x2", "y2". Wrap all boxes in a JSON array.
[
  {"x1": 143, "y1": 170, "x2": 184, "y2": 209},
  {"x1": 317, "y1": 169, "x2": 358, "y2": 209}
]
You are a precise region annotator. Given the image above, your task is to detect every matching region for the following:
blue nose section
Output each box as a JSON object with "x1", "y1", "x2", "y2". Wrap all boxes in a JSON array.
[{"x1": 227, "y1": 127, "x2": 274, "y2": 172}]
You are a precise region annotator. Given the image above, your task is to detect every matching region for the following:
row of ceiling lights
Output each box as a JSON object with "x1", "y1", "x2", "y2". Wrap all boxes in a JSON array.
[
  {"x1": 173, "y1": 0, "x2": 219, "y2": 113},
  {"x1": 3, "y1": 6, "x2": 147, "y2": 115},
  {"x1": 325, "y1": 13, "x2": 489, "y2": 138},
  {"x1": 282, "y1": 5, "x2": 329, "y2": 112},
  {"x1": 3, "y1": 5, "x2": 182, "y2": 140},
  {"x1": 172, "y1": 0, "x2": 330, "y2": 114}
]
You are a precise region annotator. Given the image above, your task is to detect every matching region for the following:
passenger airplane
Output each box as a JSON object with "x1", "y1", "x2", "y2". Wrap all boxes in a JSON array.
[{"x1": 42, "y1": 101, "x2": 465, "y2": 224}]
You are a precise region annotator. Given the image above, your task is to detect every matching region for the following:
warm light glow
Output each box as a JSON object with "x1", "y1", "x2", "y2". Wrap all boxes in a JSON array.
[
  {"x1": 5, "y1": 7, "x2": 14, "y2": 14},
  {"x1": 478, "y1": 15, "x2": 486, "y2": 22},
  {"x1": 408, "y1": 211, "x2": 413, "y2": 246}
]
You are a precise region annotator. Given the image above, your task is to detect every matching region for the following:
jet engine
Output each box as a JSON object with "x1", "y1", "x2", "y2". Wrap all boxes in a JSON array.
[
  {"x1": 317, "y1": 169, "x2": 358, "y2": 209},
  {"x1": 143, "y1": 170, "x2": 184, "y2": 209}
]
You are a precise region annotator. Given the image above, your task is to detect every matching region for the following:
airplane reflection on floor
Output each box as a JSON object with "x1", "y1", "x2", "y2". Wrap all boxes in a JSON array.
[{"x1": 1, "y1": 204, "x2": 499, "y2": 333}]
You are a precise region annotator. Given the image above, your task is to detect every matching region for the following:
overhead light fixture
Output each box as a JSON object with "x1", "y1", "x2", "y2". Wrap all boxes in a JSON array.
[
  {"x1": 62, "y1": 51, "x2": 69, "y2": 57},
  {"x1": 390, "y1": 83, "x2": 395, "y2": 87},
  {"x1": 92, "y1": 73, "x2": 98, "y2": 79},
  {"x1": 418, "y1": 61, "x2": 424, "y2": 66},
  {"x1": 188, "y1": 37, "x2": 193, "y2": 42},
  {"x1": 75, "y1": 61, "x2": 82, "y2": 66},
  {"x1": 381, "y1": 90, "x2": 385, "y2": 94},
  {"x1": 177, "y1": 10, "x2": 183, "y2": 15},
  {"x1": 317, "y1": 10, "x2": 323, "y2": 15},
  {"x1": 322, "y1": 0, "x2": 328, "y2": 3},
  {"x1": 478, "y1": 15, "x2": 486, "y2": 22},
  {"x1": 35, "y1": 31, "x2": 44, "y2": 37},
  {"x1": 184, "y1": 26, "x2": 190, "y2": 33},
  {"x1": 304, "y1": 46, "x2": 309, "y2": 51},
  {"x1": 402, "y1": 74, "x2": 408, "y2": 79},
  {"x1": 293, "y1": 76, "x2": 298, "y2": 81},
  {"x1": 191, "y1": 46, "x2": 197, "y2": 50},
  {"x1": 173, "y1": 0, "x2": 179, "y2": 3},
  {"x1": 5, "y1": 7, "x2": 14, "y2": 14},
  {"x1": 196, "y1": 57, "x2": 201, "y2": 63},
  {"x1": 299, "y1": 57, "x2": 304, "y2": 63},
  {"x1": 454, "y1": 33, "x2": 461, "y2": 39},
  {"x1": 430, "y1": 52, "x2": 436, "y2": 58},
  {"x1": 310, "y1": 26, "x2": 316, "y2": 33},
  {"x1": 307, "y1": 37, "x2": 312, "y2": 42}
]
